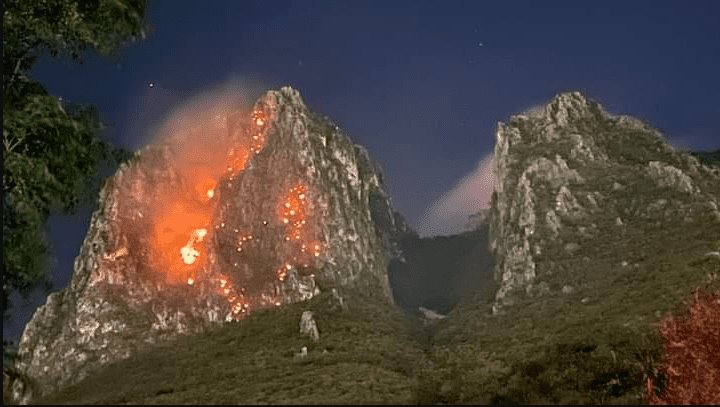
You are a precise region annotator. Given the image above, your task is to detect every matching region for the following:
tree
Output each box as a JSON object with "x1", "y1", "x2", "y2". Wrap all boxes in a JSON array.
[
  {"x1": 647, "y1": 288, "x2": 720, "y2": 404},
  {"x1": 2, "y1": 0, "x2": 148, "y2": 319}
]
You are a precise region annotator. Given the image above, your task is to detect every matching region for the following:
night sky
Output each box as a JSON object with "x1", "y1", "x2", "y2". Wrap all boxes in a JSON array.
[{"x1": 5, "y1": 0, "x2": 720, "y2": 340}]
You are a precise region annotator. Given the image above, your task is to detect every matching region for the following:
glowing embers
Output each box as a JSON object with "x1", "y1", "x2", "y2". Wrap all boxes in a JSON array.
[
  {"x1": 218, "y1": 274, "x2": 250, "y2": 319},
  {"x1": 278, "y1": 183, "x2": 324, "y2": 267},
  {"x1": 153, "y1": 200, "x2": 213, "y2": 283},
  {"x1": 225, "y1": 147, "x2": 251, "y2": 176},
  {"x1": 193, "y1": 177, "x2": 217, "y2": 204},
  {"x1": 249, "y1": 108, "x2": 267, "y2": 155},
  {"x1": 225, "y1": 108, "x2": 269, "y2": 176},
  {"x1": 235, "y1": 232, "x2": 254, "y2": 253},
  {"x1": 180, "y1": 228, "x2": 208, "y2": 265},
  {"x1": 151, "y1": 107, "x2": 269, "y2": 286},
  {"x1": 252, "y1": 108, "x2": 267, "y2": 128},
  {"x1": 280, "y1": 184, "x2": 309, "y2": 241},
  {"x1": 277, "y1": 263, "x2": 293, "y2": 282}
]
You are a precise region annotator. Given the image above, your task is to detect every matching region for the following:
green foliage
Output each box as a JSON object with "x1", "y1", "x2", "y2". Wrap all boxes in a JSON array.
[
  {"x1": 38, "y1": 289, "x2": 428, "y2": 404},
  {"x1": 28, "y1": 211, "x2": 719, "y2": 404},
  {"x1": 2, "y1": 0, "x2": 148, "y2": 319},
  {"x1": 689, "y1": 149, "x2": 720, "y2": 168},
  {"x1": 429, "y1": 205, "x2": 719, "y2": 404}
]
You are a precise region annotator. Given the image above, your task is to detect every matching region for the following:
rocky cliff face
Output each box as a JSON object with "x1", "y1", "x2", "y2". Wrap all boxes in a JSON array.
[
  {"x1": 12, "y1": 87, "x2": 405, "y2": 401},
  {"x1": 490, "y1": 92, "x2": 720, "y2": 311}
]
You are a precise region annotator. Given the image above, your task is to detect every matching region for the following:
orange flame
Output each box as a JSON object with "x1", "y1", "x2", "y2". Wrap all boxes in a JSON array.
[
  {"x1": 150, "y1": 107, "x2": 268, "y2": 284},
  {"x1": 138, "y1": 103, "x2": 324, "y2": 321}
]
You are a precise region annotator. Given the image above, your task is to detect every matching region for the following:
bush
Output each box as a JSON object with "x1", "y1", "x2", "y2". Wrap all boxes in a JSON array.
[{"x1": 647, "y1": 288, "x2": 720, "y2": 405}]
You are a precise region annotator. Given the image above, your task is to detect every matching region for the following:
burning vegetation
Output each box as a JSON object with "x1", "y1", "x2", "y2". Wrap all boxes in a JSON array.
[{"x1": 111, "y1": 96, "x2": 325, "y2": 321}]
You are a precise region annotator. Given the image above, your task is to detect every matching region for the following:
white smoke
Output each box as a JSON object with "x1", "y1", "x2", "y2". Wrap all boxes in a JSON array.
[
  {"x1": 418, "y1": 153, "x2": 495, "y2": 237},
  {"x1": 521, "y1": 104, "x2": 545, "y2": 117}
]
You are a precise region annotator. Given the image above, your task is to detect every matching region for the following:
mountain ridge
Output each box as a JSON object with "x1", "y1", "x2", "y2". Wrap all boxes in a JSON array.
[
  {"x1": 7, "y1": 89, "x2": 719, "y2": 404},
  {"x1": 9, "y1": 87, "x2": 409, "y2": 403}
]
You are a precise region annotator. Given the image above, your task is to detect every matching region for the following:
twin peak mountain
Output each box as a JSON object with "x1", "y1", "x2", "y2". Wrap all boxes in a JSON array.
[{"x1": 12, "y1": 87, "x2": 720, "y2": 400}]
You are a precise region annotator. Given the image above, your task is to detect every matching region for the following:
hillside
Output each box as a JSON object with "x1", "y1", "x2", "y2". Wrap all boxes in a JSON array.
[
  {"x1": 37, "y1": 288, "x2": 428, "y2": 404},
  {"x1": 35, "y1": 217, "x2": 718, "y2": 404},
  {"x1": 9, "y1": 91, "x2": 720, "y2": 405},
  {"x1": 423, "y1": 215, "x2": 719, "y2": 403},
  {"x1": 421, "y1": 93, "x2": 720, "y2": 404},
  {"x1": 9, "y1": 87, "x2": 409, "y2": 402}
]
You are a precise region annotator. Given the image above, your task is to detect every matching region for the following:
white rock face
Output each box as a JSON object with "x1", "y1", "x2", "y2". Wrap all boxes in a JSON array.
[
  {"x1": 299, "y1": 311, "x2": 320, "y2": 342},
  {"x1": 12, "y1": 87, "x2": 407, "y2": 401},
  {"x1": 555, "y1": 186, "x2": 582, "y2": 217},
  {"x1": 569, "y1": 134, "x2": 608, "y2": 162},
  {"x1": 488, "y1": 91, "x2": 720, "y2": 312},
  {"x1": 646, "y1": 161, "x2": 699, "y2": 195},
  {"x1": 543, "y1": 92, "x2": 600, "y2": 128},
  {"x1": 545, "y1": 210, "x2": 561, "y2": 236},
  {"x1": 295, "y1": 346, "x2": 308, "y2": 358}
]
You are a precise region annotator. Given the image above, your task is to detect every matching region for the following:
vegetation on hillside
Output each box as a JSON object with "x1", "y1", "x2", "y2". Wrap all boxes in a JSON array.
[
  {"x1": 647, "y1": 288, "x2": 720, "y2": 405},
  {"x1": 689, "y1": 149, "x2": 720, "y2": 167},
  {"x1": 2, "y1": 0, "x2": 148, "y2": 319},
  {"x1": 22, "y1": 210, "x2": 718, "y2": 404},
  {"x1": 419, "y1": 198, "x2": 720, "y2": 404},
  {"x1": 27, "y1": 150, "x2": 720, "y2": 404},
  {"x1": 37, "y1": 288, "x2": 429, "y2": 404},
  {"x1": 418, "y1": 108, "x2": 720, "y2": 404},
  {"x1": 7, "y1": 56, "x2": 716, "y2": 403}
]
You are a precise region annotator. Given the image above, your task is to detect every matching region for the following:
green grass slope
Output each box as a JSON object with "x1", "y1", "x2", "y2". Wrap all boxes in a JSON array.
[
  {"x1": 38, "y1": 288, "x2": 428, "y2": 405},
  {"x1": 33, "y1": 217, "x2": 718, "y2": 404},
  {"x1": 421, "y1": 213, "x2": 720, "y2": 404},
  {"x1": 31, "y1": 215, "x2": 718, "y2": 404},
  {"x1": 29, "y1": 138, "x2": 720, "y2": 404}
]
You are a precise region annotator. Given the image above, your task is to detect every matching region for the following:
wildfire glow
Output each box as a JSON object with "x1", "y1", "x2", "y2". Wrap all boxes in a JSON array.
[
  {"x1": 180, "y1": 228, "x2": 207, "y2": 265},
  {"x1": 150, "y1": 106, "x2": 269, "y2": 285},
  {"x1": 278, "y1": 184, "x2": 323, "y2": 264},
  {"x1": 133, "y1": 95, "x2": 324, "y2": 321}
]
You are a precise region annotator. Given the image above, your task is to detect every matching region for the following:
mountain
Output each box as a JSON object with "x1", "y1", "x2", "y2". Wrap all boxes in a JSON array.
[
  {"x1": 9, "y1": 87, "x2": 409, "y2": 402},
  {"x1": 425, "y1": 92, "x2": 720, "y2": 403},
  {"x1": 489, "y1": 91, "x2": 720, "y2": 310},
  {"x1": 8, "y1": 90, "x2": 719, "y2": 404}
]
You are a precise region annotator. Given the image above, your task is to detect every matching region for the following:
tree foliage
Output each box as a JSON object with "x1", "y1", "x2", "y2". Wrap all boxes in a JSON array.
[
  {"x1": 689, "y1": 149, "x2": 720, "y2": 168},
  {"x1": 647, "y1": 288, "x2": 720, "y2": 405},
  {"x1": 2, "y1": 0, "x2": 148, "y2": 319}
]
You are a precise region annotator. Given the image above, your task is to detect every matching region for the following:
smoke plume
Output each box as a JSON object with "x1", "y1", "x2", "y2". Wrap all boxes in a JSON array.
[{"x1": 418, "y1": 153, "x2": 495, "y2": 237}]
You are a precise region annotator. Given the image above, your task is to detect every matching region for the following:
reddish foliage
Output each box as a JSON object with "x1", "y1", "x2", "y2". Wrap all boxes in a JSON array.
[{"x1": 647, "y1": 288, "x2": 720, "y2": 405}]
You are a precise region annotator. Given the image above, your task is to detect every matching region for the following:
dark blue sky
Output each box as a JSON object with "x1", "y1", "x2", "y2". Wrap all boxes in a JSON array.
[{"x1": 5, "y1": 0, "x2": 720, "y2": 340}]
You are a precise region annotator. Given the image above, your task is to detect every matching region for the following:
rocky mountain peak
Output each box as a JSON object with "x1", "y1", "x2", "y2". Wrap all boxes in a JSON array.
[
  {"x1": 11, "y1": 86, "x2": 405, "y2": 402},
  {"x1": 543, "y1": 91, "x2": 598, "y2": 126},
  {"x1": 490, "y1": 92, "x2": 720, "y2": 313}
]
